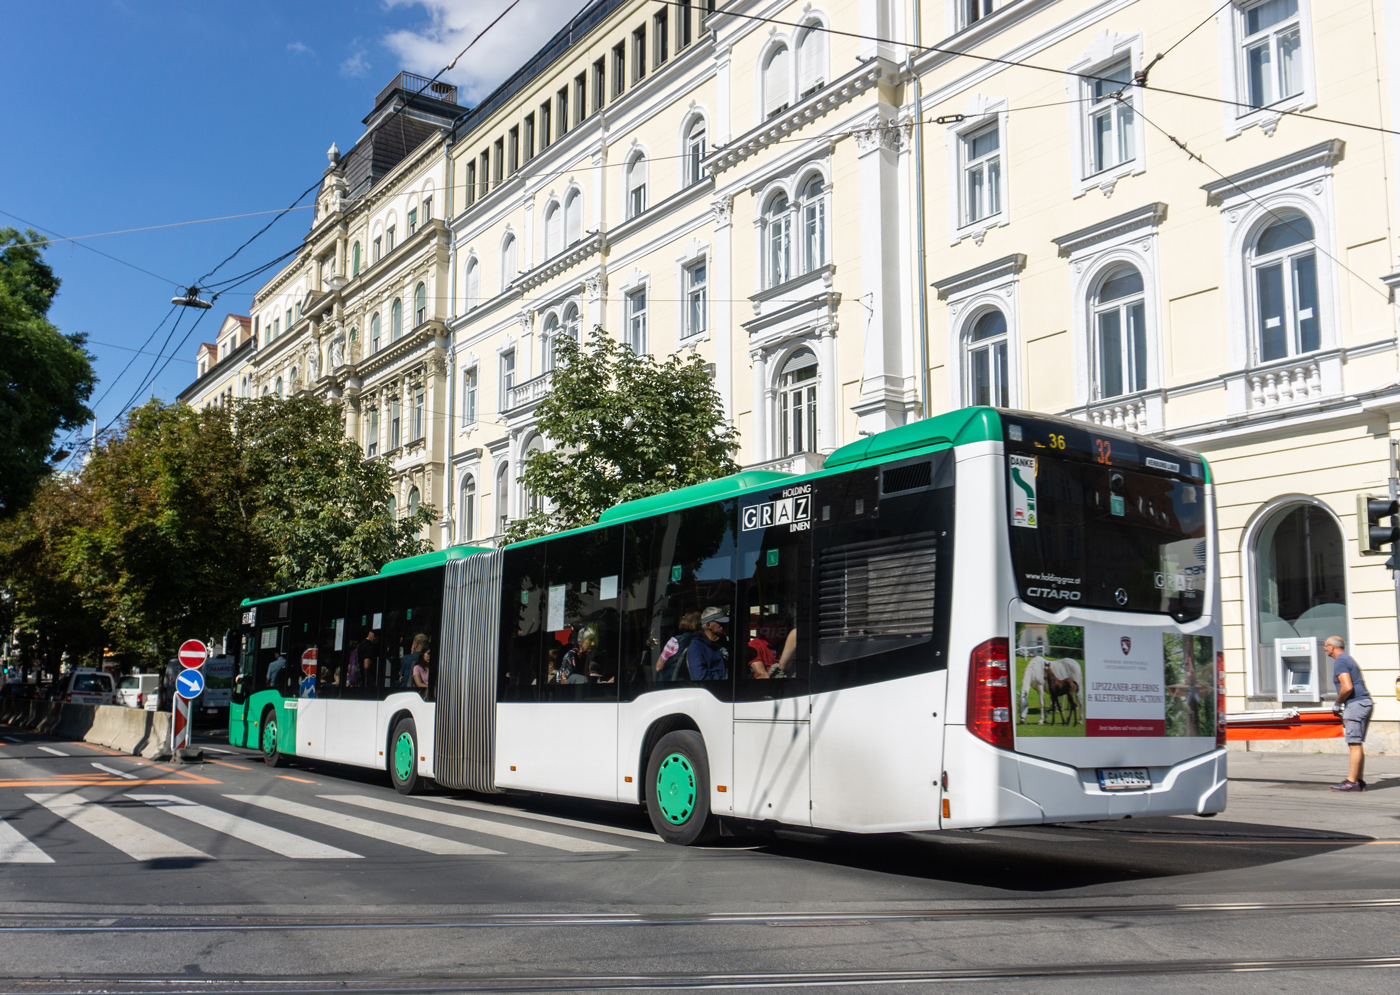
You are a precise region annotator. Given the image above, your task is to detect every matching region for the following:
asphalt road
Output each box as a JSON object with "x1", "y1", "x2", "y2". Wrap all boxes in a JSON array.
[{"x1": 2, "y1": 724, "x2": 1398, "y2": 994}]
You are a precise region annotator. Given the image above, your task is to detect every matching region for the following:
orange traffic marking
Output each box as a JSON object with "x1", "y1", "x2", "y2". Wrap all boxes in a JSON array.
[{"x1": 277, "y1": 775, "x2": 315, "y2": 783}]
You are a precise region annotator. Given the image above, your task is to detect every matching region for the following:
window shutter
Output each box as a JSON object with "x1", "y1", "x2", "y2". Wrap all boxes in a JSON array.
[
  {"x1": 546, "y1": 206, "x2": 562, "y2": 256},
  {"x1": 765, "y1": 46, "x2": 791, "y2": 117},
  {"x1": 565, "y1": 194, "x2": 582, "y2": 245},
  {"x1": 797, "y1": 29, "x2": 823, "y2": 95}
]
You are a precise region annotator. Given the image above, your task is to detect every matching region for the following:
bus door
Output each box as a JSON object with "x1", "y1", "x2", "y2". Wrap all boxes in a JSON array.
[{"x1": 733, "y1": 486, "x2": 812, "y2": 826}]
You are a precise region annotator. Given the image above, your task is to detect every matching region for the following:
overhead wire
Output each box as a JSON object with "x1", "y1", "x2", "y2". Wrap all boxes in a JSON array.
[
  {"x1": 0, "y1": 208, "x2": 180, "y2": 286},
  {"x1": 0, "y1": 207, "x2": 315, "y2": 251}
]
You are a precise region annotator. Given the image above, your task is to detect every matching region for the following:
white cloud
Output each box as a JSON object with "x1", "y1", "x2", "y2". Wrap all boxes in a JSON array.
[
  {"x1": 341, "y1": 42, "x2": 372, "y2": 79},
  {"x1": 382, "y1": 0, "x2": 590, "y2": 103},
  {"x1": 287, "y1": 41, "x2": 316, "y2": 57}
]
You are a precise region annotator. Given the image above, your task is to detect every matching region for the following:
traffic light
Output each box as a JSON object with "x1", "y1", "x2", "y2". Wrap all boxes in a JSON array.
[{"x1": 1358, "y1": 494, "x2": 1400, "y2": 564}]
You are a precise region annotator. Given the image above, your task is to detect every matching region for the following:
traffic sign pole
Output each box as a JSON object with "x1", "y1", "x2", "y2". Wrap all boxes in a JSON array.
[
  {"x1": 171, "y1": 696, "x2": 190, "y2": 755},
  {"x1": 170, "y1": 658, "x2": 206, "y2": 762}
]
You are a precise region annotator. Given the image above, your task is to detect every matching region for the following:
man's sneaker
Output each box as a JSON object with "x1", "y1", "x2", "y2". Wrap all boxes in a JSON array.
[{"x1": 1329, "y1": 779, "x2": 1366, "y2": 792}]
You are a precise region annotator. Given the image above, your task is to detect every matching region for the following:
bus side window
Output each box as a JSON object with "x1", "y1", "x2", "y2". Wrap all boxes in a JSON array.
[
  {"x1": 539, "y1": 526, "x2": 623, "y2": 702},
  {"x1": 234, "y1": 631, "x2": 257, "y2": 701},
  {"x1": 317, "y1": 588, "x2": 348, "y2": 700},
  {"x1": 735, "y1": 494, "x2": 810, "y2": 701},
  {"x1": 287, "y1": 593, "x2": 320, "y2": 698},
  {"x1": 499, "y1": 545, "x2": 545, "y2": 702},
  {"x1": 620, "y1": 517, "x2": 663, "y2": 702},
  {"x1": 385, "y1": 568, "x2": 444, "y2": 699},
  {"x1": 342, "y1": 579, "x2": 385, "y2": 701}
]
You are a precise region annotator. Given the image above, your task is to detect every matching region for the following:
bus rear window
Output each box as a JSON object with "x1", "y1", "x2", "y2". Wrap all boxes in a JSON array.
[{"x1": 1007, "y1": 454, "x2": 1206, "y2": 621}]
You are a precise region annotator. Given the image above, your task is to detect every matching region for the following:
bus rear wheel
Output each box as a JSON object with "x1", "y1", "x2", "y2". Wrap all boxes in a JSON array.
[
  {"x1": 261, "y1": 708, "x2": 287, "y2": 768},
  {"x1": 390, "y1": 717, "x2": 420, "y2": 795},
  {"x1": 645, "y1": 730, "x2": 719, "y2": 846}
]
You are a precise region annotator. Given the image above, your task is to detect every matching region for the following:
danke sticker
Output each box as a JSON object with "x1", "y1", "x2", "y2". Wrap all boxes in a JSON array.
[{"x1": 1010, "y1": 455, "x2": 1037, "y2": 528}]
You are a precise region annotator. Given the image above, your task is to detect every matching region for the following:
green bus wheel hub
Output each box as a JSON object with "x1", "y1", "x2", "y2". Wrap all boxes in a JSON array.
[
  {"x1": 655, "y1": 752, "x2": 697, "y2": 825},
  {"x1": 394, "y1": 732, "x2": 415, "y2": 782}
]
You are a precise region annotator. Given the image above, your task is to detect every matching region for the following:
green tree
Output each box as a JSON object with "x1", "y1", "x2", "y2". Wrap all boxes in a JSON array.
[
  {"x1": 505, "y1": 328, "x2": 740, "y2": 542},
  {"x1": 0, "y1": 228, "x2": 96, "y2": 519}
]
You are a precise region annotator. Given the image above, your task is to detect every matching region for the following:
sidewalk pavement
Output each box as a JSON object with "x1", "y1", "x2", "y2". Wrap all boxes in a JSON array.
[{"x1": 1222, "y1": 750, "x2": 1400, "y2": 840}]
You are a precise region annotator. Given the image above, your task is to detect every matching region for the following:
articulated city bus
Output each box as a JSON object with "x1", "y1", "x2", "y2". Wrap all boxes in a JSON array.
[{"x1": 229, "y1": 407, "x2": 1225, "y2": 844}]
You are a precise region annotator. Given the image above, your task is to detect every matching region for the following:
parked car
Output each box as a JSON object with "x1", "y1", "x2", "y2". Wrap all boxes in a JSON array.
[
  {"x1": 116, "y1": 673, "x2": 160, "y2": 709},
  {"x1": 0, "y1": 683, "x2": 41, "y2": 700},
  {"x1": 61, "y1": 668, "x2": 117, "y2": 706}
]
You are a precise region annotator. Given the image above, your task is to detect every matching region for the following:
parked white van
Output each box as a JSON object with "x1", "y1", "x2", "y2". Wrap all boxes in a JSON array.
[
  {"x1": 62, "y1": 669, "x2": 116, "y2": 706},
  {"x1": 117, "y1": 673, "x2": 160, "y2": 709}
]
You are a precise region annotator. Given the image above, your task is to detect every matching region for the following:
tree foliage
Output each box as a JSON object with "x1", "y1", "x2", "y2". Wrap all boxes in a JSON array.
[
  {"x1": 1, "y1": 395, "x2": 433, "y2": 664},
  {"x1": 505, "y1": 328, "x2": 740, "y2": 542},
  {"x1": 0, "y1": 228, "x2": 96, "y2": 518}
]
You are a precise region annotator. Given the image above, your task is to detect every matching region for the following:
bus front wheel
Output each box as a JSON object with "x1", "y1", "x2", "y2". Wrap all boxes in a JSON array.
[
  {"x1": 390, "y1": 717, "x2": 420, "y2": 795},
  {"x1": 645, "y1": 730, "x2": 719, "y2": 845},
  {"x1": 261, "y1": 708, "x2": 287, "y2": 768}
]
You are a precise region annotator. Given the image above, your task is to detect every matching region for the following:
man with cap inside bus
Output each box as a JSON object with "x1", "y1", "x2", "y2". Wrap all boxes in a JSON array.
[{"x1": 688, "y1": 607, "x2": 730, "y2": 681}]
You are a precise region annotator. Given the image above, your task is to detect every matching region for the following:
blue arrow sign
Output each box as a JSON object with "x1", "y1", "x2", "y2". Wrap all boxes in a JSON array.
[{"x1": 175, "y1": 669, "x2": 205, "y2": 700}]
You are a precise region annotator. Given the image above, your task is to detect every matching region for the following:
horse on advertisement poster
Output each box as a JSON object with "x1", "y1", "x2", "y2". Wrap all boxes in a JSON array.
[{"x1": 1019, "y1": 655, "x2": 1085, "y2": 725}]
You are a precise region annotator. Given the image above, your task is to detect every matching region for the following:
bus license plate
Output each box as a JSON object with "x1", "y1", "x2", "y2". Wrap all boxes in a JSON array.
[{"x1": 1098, "y1": 768, "x2": 1151, "y2": 791}]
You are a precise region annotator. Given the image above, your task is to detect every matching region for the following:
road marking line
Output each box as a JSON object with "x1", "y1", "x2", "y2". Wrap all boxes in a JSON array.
[
  {"x1": 225, "y1": 795, "x2": 502, "y2": 856},
  {"x1": 426, "y1": 796, "x2": 659, "y2": 842},
  {"x1": 1, "y1": 736, "x2": 21, "y2": 744},
  {"x1": 0, "y1": 818, "x2": 52, "y2": 864},
  {"x1": 277, "y1": 775, "x2": 316, "y2": 784},
  {"x1": 1129, "y1": 838, "x2": 1400, "y2": 845},
  {"x1": 206, "y1": 759, "x2": 249, "y2": 770},
  {"x1": 981, "y1": 828, "x2": 1099, "y2": 843},
  {"x1": 202, "y1": 748, "x2": 237, "y2": 755},
  {"x1": 27, "y1": 793, "x2": 210, "y2": 861},
  {"x1": 76, "y1": 743, "x2": 123, "y2": 756},
  {"x1": 326, "y1": 794, "x2": 632, "y2": 853},
  {"x1": 37, "y1": 747, "x2": 68, "y2": 757},
  {"x1": 91, "y1": 763, "x2": 138, "y2": 780},
  {"x1": 126, "y1": 794, "x2": 360, "y2": 859}
]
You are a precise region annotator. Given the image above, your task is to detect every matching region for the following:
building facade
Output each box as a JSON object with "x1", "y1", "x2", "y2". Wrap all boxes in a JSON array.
[{"x1": 189, "y1": 0, "x2": 1400, "y2": 749}]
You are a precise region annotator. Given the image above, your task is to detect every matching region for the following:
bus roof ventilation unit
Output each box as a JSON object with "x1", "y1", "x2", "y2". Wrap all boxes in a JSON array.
[
  {"x1": 881, "y1": 460, "x2": 933, "y2": 496},
  {"x1": 823, "y1": 407, "x2": 1002, "y2": 471}
]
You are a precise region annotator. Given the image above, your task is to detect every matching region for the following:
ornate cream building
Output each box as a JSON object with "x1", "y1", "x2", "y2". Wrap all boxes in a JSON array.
[{"x1": 187, "y1": 1, "x2": 1400, "y2": 749}]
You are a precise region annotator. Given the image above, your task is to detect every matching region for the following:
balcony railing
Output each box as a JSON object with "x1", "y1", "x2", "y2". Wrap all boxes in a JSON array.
[
  {"x1": 377, "y1": 72, "x2": 458, "y2": 107},
  {"x1": 1088, "y1": 396, "x2": 1150, "y2": 434},
  {"x1": 1249, "y1": 358, "x2": 1322, "y2": 410},
  {"x1": 506, "y1": 372, "x2": 553, "y2": 411},
  {"x1": 744, "y1": 451, "x2": 826, "y2": 475}
]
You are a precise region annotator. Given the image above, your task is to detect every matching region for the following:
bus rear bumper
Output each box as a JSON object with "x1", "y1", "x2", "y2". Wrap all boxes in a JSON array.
[{"x1": 947, "y1": 745, "x2": 1227, "y2": 828}]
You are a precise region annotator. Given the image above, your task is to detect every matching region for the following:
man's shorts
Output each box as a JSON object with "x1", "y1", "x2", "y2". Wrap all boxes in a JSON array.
[{"x1": 1343, "y1": 699, "x2": 1374, "y2": 745}]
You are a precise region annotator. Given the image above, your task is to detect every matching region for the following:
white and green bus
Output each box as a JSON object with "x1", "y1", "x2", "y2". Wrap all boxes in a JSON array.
[{"x1": 229, "y1": 407, "x2": 1225, "y2": 844}]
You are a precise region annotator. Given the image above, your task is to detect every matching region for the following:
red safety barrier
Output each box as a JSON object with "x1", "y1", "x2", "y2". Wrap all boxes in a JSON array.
[{"x1": 1225, "y1": 710, "x2": 1343, "y2": 741}]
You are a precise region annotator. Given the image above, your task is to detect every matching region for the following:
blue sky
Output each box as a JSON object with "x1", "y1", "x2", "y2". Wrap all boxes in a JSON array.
[{"x1": 0, "y1": 0, "x2": 582, "y2": 445}]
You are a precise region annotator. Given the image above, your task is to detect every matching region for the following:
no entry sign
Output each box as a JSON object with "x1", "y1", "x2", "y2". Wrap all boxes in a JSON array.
[{"x1": 177, "y1": 639, "x2": 207, "y2": 669}]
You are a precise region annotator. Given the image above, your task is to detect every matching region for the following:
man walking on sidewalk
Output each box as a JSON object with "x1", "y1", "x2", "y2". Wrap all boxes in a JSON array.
[{"x1": 1324, "y1": 636, "x2": 1373, "y2": 792}]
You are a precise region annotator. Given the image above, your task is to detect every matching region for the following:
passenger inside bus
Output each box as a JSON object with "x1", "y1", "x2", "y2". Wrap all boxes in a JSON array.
[{"x1": 689, "y1": 607, "x2": 729, "y2": 680}]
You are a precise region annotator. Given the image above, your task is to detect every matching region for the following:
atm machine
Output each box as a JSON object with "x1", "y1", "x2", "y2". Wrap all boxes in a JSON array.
[{"x1": 1276, "y1": 637, "x2": 1323, "y2": 703}]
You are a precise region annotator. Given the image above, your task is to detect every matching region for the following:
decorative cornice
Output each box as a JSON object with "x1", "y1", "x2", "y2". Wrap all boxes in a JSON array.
[
  {"x1": 706, "y1": 60, "x2": 887, "y2": 175},
  {"x1": 516, "y1": 232, "x2": 602, "y2": 293},
  {"x1": 354, "y1": 323, "x2": 443, "y2": 378},
  {"x1": 932, "y1": 253, "x2": 1026, "y2": 300},
  {"x1": 1201, "y1": 140, "x2": 1345, "y2": 206},
  {"x1": 1052, "y1": 203, "x2": 1167, "y2": 257}
]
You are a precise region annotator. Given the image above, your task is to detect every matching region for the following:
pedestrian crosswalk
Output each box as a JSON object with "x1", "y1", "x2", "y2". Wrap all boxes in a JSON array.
[{"x1": 1, "y1": 789, "x2": 646, "y2": 864}]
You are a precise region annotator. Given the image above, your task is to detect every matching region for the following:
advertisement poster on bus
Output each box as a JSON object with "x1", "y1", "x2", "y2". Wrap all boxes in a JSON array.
[{"x1": 1015, "y1": 623, "x2": 1215, "y2": 738}]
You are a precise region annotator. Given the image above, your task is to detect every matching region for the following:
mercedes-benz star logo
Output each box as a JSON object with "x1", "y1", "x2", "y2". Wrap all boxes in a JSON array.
[{"x1": 1114, "y1": 588, "x2": 1129, "y2": 606}]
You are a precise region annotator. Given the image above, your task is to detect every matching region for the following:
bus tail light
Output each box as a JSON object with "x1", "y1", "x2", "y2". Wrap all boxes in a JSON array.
[
  {"x1": 1215, "y1": 651, "x2": 1227, "y2": 749},
  {"x1": 967, "y1": 638, "x2": 1013, "y2": 751}
]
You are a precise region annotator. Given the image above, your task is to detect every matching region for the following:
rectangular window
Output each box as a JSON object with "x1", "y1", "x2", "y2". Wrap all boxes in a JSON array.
[
  {"x1": 678, "y1": 0, "x2": 692, "y2": 49},
  {"x1": 480, "y1": 150, "x2": 491, "y2": 196},
  {"x1": 524, "y1": 113, "x2": 535, "y2": 161},
  {"x1": 1085, "y1": 61, "x2": 1134, "y2": 175},
  {"x1": 626, "y1": 288, "x2": 648, "y2": 353},
  {"x1": 422, "y1": 196, "x2": 432, "y2": 222},
  {"x1": 465, "y1": 162, "x2": 477, "y2": 206},
  {"x1": 463, "y1": 366, "x2": 478, "y2": 425},
  {"x1": 632, "y1": 26, "x2": 646, "y2": 82},
  {"x1": 540, "y1": 102, "x2": 552, "y2": 150},
  {"x1": 557, "y1": 88, "x2": 568, "y2": 138},
  {"x1": 575, "y1": 73, "x2": 587, "y2": 123},
  {"x1": 1242, "y1": 0, "x2": 1303, "y2": 109},
  {"x1": 653, "y1": 11, "x2": 668, "y2": 66},
  {"x1": 390, "y1": 400, "x2": 401, "y2": 451},
  {"x1": 684, "y1": 261, "x2": 707, "y2": 338},
  {"x1": 413, "y1": 387, "x2": 425, "y2": 440},
  {"x1": 612, "y1": 42, "x2": 625, "y2": 97},
  {"x1": 272, "y1": 318, "x2": 279, "y2": 339},
  {"x1": 508, "y1": 126, "x2": 519, "y2": 174},
  {"x1": 960, "y1": 0, "x2": 1000, "y2": 29},
  {"x1": 594, "y1": 58, "x2": 606, "y2": 111},
  {"x1": 408, "y1": 208, "x2": 418, "y2": 236},
  {"x1": 386, "y1": 225, "x2": 396, "y2": 252},
  {"x1": 367, "y1": 409, "x2": 379, "y2": 457},
  {"x1": 501, "y1": 350, "x2": 516, "y2": 408},
  {"x1": 373, "y1": 236, "x2": 381, "y2": 261},
  {"x1": 961, "y1": 122, "x2": 1002, "y2": 226},
  {"x1": 286, "y1": 307, "x2": 293, "y2": 330},
  {"x1": 492, "y1": 138, "x2": 504, "y2": 185}
]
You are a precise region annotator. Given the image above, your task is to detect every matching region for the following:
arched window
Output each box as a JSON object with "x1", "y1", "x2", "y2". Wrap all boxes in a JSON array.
[
  {"x1": 414, "y1": 282, "x2": 426, "y2": 326},
  {"x1": 800, "y1": 177, "x2": 826, "y2": 272},
  {"x1": 684, "y1": 117, "x2": 707, "y2": 186},
  {"x1": 564, "y1": 189, "x2": 583, "y2": 246},
  {"x1": 796, "y1": 21, "x2": 827, "y2": 98},
  {"x1": 465, "y1": 257, "x2": 480, "y2": 310},
  {"x1": 1252, "y1": 501, "x2": 1348, "y2": 698},
  {"x1": 388, "y1": 494, "x2": 398, "y2": 520},
  {"x1": 460, "y1": 475, "x2": 476, "y2": 543},
  {"x1": 351, "y1": 241, "x2": 361, "y2": 276},
  {"x1": 391, "y1": 298, "x2": 403, "y2": 341},
  {"x1": 965, "y1": 310, "x2": 1009, "y2": 408},
  {"x1": 1092, "y1": 265, "x2": 1146, "y2": 399},
  {"x1": 275, "y1": 376, "x2": 284, "y2": 397},
  {"x1": 541, "y1": 313, "x2": 561, "y2": 371},
  {"x1": 562, "y1": 303, "x2": 580, "y2": 349},
  {"x1": 371, "y1": 312, "x2": 381, "y2": 353},
  {"x1": 495, "y1": 463, "x2": 510, "y2": 533},
  {"x1": 501, "y1": 234, "x2": 518, "y2": 289},
  {"x1": 544, "y1": 201, "x2": 563, "y2": 257},
  {"x1": 626, "y1": 153, "x2": 648, "y2": 218},
  {"x1": 766, "y1": 193, "x2": 792, "y2": 287},
  {"x1": 524, "y1": 437, "x2": 545, "y2": 515},
  {"x1": 407, "y1": 486, "x2": 420, "y2": 518},
  {"x1": 763, "y1": 44, "x2": 792, "y2": 119},
  {"x1": 779, "y1": 349, "x2": 818, "y2": 456},
  {"x1": 1251, "y1": 212, "x2": 1319, "y2": 363}
]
